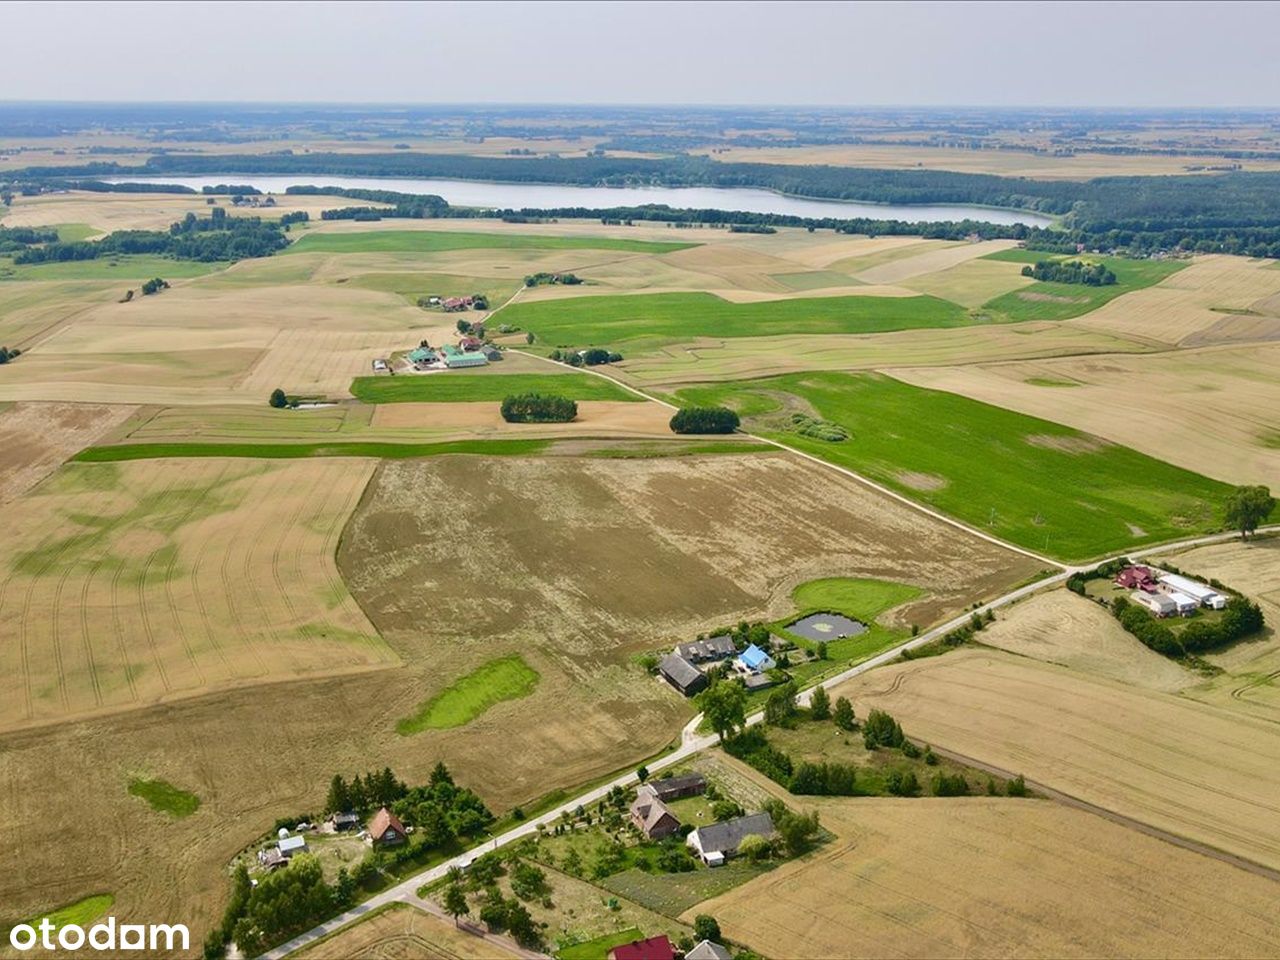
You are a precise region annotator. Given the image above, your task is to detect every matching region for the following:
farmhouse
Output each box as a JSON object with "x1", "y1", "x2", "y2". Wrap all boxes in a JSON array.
[
  {"x1": 646, "y1": 772, "x2": 706, "y2": 802},
  {"x1": 675, "y1": 636, "x2": 736, "y2": 663},
  {"x1": 439, "y1": 345, "x2": 489, "y2": 369},
  {"x1": 277, "y1": 834, "x2": 308, "y2": 859},
  {"x1": 1132, "y1": 591, "x2": 1177, "y2": 618},
  {"x1": 459, "y1": 335, "x2": 484, "y2": 351},
  {"x1": 629, "y1": 785, "x2": 681, "y2": 840},
  {"x1": 687, "y1": 812, "x2": 776, "y2": 866},
  {"x1": 1115, "y1": 565, "x2": 1157, "y2": 591},
  {"x1": 608, "y1": 935, "x2": 676, "y2": 960},
  {"x1": 736, "y1": 643, "x2": 776, "y2": 675},
  {"x1": 1158, "y1": 573, "x2": 1227, "y2": 609},
  {"x1": 368, "y1": 807, "x2": 407, "y2": 847},
  {"x1": 686, "y1": 941, "x2": 733, "y2": 960},
  {"x1": 658, "y1": 652, "x2": 707, "y2": 697}
]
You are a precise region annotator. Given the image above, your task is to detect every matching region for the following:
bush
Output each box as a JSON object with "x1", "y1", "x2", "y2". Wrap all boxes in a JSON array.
[
  {"x1": 809, "y1": 685, "x2": 830, "y2": 720},
  {"x1": 500, "y1": 393, "x2": 577, "y2": 423},
  {"x1": 789, "y1": 412, "x2": 849, "y2": 442},
  {"x1": 832, "y1": 697, "x2": 856, "y2": 731},
  {"x1": 862, "y1": 709, "x2": 905, "y2": 749},
  {"x1": 1006, "y1": 775, "x2": 1028, "y2": 797},
  {"x1": 737, "y1": 833, "x2": 773, "y2": 862},
  {"x1": 669, "y1": 406, "x2": 741, "y2": 435},
  {"x1": 931, "y1": 773, "x2": 970, "y2": 797},
  {"x1": 694, "y1": 916, "x2": 722, "y2": 943},
  {"x1": 268, "y1": 388, "x2": 288, "y2": 409},
  {"x1": 141, "y1": 277, "x2": 169, "y2": 295}
]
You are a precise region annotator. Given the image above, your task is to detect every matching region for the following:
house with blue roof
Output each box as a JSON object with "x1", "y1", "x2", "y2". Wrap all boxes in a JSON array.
[{"x1": 736, "y1": 643, "x2": 775, "y2": 675}]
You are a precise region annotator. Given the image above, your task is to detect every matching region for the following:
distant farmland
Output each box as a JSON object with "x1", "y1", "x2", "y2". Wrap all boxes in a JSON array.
[
  {"x1": 350, "y1": 371, "x2": 641, "y2": 403},
  {"x1": 675, "y1": 371, "x2": 1231, "y2": 560},
  {"x1": 285, "y1": 228, "x2": 697, "y2": 256}
]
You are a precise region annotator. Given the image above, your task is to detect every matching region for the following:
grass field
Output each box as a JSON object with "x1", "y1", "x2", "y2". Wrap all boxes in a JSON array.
[
  {"x1": 602, "y1": 862, "x2": 774, "y2": 918},
  {"x1": 980, "y1": 252, "x2": 1187, "y2": 322},
  {"x1": 0, "y1": 256, "x2": 228, "y2": 282},
  {"x1": 397, "y1": 655, "x2": 541, "y2": 734},
  {"x1": 831, "y1": 648, "x2": 1280, "y2": 871},
  {"x1": 127, "y1": 777, "x2": 201, "y2": 818},
  {"x1": 20, "y1": 894, "x2": 115, "y2": 932},
  {"x1": 74, "y1": 438, "x2": 554, "y2": 462},
  {"x1": 675, "y1": 371, "x2": 1231, "y2": 560},
  {"x1": 500, "y1": 290, "x2": 972, "y2": 350},
  {"x1": 697, "y1": 794, "x2": 1280, "y2": 959},
  {"x1": 0, "y1": 458, "x2": 395, "y2": 730},
  {"x1": 286, "y1": 229, "x2": 697, "y2": 256},
  {"x1": 350, "y1": 371, "x2": 641, "y2": 403},
  {"x1": 777, "y1": 577, "x2": 923, "y2": 658}
]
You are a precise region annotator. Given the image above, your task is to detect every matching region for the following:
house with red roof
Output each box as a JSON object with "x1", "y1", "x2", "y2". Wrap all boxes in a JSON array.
[{"x1": 607, "y1": 935, "x2": 675, "y2": 960}]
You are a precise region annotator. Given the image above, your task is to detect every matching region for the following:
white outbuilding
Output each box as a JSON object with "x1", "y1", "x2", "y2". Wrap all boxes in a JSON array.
[
  {"x1": 1157, "y1": 573, "x2": 1226, "y2": 609},
  {"x1": 1132, "y1": 591, "x2": 1177, "y2": 617}
]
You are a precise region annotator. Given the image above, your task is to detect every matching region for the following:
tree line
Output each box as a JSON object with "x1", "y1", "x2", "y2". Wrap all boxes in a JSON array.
[{"x1": 1021, "y1": 259, "x2": 1117, "y2": 286}]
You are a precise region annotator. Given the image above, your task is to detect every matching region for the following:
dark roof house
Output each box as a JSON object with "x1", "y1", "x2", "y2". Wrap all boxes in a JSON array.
[
  {"x1": 647, "y1": 772, "x2": 707, "y2": 802},
  {"x1": 329, "y1": 811, "x2": 361, "y2": 832},
  {"x1": 658, "y1": 653, "x2": 707, "y2": 697},
  {"x1": 687, "y1": 812, "x2": 775, "y2": 863},
  {"x1": 675, "y1": 636, "x2": 737, "y2": 663},
  {"x1": 629, "y1": 786, "x2": 681, "y2": 840}
]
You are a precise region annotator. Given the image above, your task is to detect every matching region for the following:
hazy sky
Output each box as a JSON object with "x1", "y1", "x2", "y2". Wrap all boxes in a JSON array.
[{"x1": 4, "y1": 0, "x2": 1278, "y2": 107}]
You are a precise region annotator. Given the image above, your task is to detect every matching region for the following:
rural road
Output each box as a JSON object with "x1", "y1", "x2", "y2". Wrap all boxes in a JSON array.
[{"x1": 264, "y1": 521, "x2": 1277, "y2": 958}]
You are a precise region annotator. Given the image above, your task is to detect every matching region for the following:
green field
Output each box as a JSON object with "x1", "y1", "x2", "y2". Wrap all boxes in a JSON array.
[
  {"x1": 397, "y1": 655, "x2": 541, "y2": 734},
  {"x1": 501, "y1": 290, "x2": 972, "y2": 351},
  {"x1": 557, "y1": 928, "x2": 644, "y2": 960},
  {"x1": 73, "y1": 438, "x2": 553, "y2": 462},
  {"x1": 127, "y1": 777, "x2": 201, "y2": 818},
  {"x1": 350, "y1": 372, "x2": 640, "y2": 403},
  {"x1": 21, "y1": 894, "x2": 115, "y2": 931},
  {"x1": 780, "y1": 577, "x2": 925, "y2": 657},
  {"x1": 0, "y1": 256, "x2": 228, "y2": 282},
  {"x1": 980, "y1": 251, "x2": 1186, "y2": 321},
  {"x1": 53, "y1": 223, "x2": 100, "y2": 242},
  {"x1": 603, "y1": 862, "x2": 774, "y2": 917},
  {"x1": 675, "y1": 372, "x2": 1231, "y2": 560},
  {"x1": 285, "y1": 229, "x2": 696, "y2": 256}
]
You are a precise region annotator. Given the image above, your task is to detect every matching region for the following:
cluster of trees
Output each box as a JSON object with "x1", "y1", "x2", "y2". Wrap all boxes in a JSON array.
[
  {"x1": 1111, "y1": 594, "x2": 1265, "y2": 657},
  {"x1": 200, "y1": 184, "x2": 261, "y2": 196},
  {"x1": 670, "y1": 406, "x2": 740, "y2": 435},
  {"x1": 13, "y1": 208, "x2": 293, "y2": 264},
  {"x1": 524, "y1": 271, "x2": 582, "y2": 287},
  {"x1": 1020, "y1": 259, "x2": 1117, "y2": 286},
  {"x1": 0, "y1": 345, "x2": 21, "y2": 365},
  {"x1": 0, "y1": 224, "x2": 57, "y2": 253},
  {"x1": 500, "y1": 392, "x2": 577, "y2": 423},
  {"x1": 268, "y1": 388, "x2": 289, "y2": 409},
  {"x1": 440, "y1": 855, "x2": 541, "y2": 948},
  {"x1": 391, "y1": 762, "x2": 494, "y2": 845},
  {"x1": 547, "y1": 347, "x2": 623, "y2": 366},
  {"x1": 323, "y1": 766, "x2": 408, "y2": 816},
  {"x1": 207, "y1": 856, "x2": 336, "y2": 958},
  {"x1": 141, "y1": 277, "x2": 169, "y2": 295}
]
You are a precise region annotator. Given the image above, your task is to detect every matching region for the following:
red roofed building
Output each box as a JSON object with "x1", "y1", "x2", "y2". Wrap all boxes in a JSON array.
[
  {"x1": 1114, "y1": 565, "x2": 1155, "y2": 590},
  {"x1": 608, "y1": 935, "x2": 675, "y2": 960},
  {"x1": 368, "y1": 806, "x2": 407, "y2": 847}
]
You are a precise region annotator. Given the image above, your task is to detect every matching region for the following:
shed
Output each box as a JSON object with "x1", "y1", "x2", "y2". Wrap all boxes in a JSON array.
[
  {"x1": 440, "y1": 345, "x2": 489, "y2": 369},
  {"x1": 1159, "y1": 573, "x2": 1226, "y2": 609},
  {"x1": 647, "y1": 773, "x2": 707, "y2": 802},
  {"x1": 277, "y1": 834, "x2": 308, "y2": 858},
  {"x1": 329, "y1": 811, "x2": 361, "y2": 832},
  {"x1": 407, "y1": 347, "x2": 434, "y2": 364},
  {"x1": 1166, "y1": 591, "x2": 1199, "y2": 616},
  {"x1": 658, "y1": 653, "x2": 707, "y2": 697},
  {"x1": 1131, "y1": 591, "x2": 1177, "y2": 617}
]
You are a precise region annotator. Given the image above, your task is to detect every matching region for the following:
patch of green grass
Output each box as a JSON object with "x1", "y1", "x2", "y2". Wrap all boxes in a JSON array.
[
  {"x1": 504, "y1": 290, "x2": 971, "y2": 351},
  {"x1": 53, "y1": 223, "x2": 100, "y2": 242},
  {"x1": 0, "y1": 256, "x2": 227, "y2": 282},
  {"x1": 602, "y1": 863, "x2": 773, "y2": 917},
  {"x1": 777, "y1": 577, "x2": 923, "y2": 660},
  {"x1": 398, "y1": 655, "x2": 540, "y2": 734},
  {"x1": 557, "y1": 928, "x2": 644, "y2": 960},
  {"x1": 350, "y1": 372, "x2": 639, "y2": 404},
  {"x1": 675, "y1": 372, "x2": 1230, "y2": 561},
  {"x1": 72, "y1": 438, "x2": 553, "y2": 462},
  {"x1": 981, "y1": 255, "x2": 1186, "y2": 322},
  {"x1": 23, "y1": 894, "x2": 115, "y2": 931},
  {"x1": 128, "y1": 777, "x2": 201, "y2": 818},
  {"x1": 285, "y1": 229, "x2": 696, "y2": 256}
]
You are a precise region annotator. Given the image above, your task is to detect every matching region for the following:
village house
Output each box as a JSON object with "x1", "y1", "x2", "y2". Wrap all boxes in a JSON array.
[
  {"x1": 646, "y1": 772, "x2": 706, "y2": 803},
  {"x1": 459, "y1": 335, "x2": 484, "y2": 352},
  {"x1": 686, "y1": 941, "x2": 733, "y2": 960},
  {"x1": 608, "y1": 935, "x2": 676, "y2": 960},
  {"x1": 658, "y1": 652, "x2": 707, "y2": 697},
  {"x1": 368, "y1": 807, "x2": 407, "y2": 847},
  {"x1": 736, "y1": 643, "x2": 775, "y2": 676},
  {"x1": 1115, "y1": 565, "x2": 1158, "y2": 592},
  {"x1": 629, "y1": 785, "x2": 681, "y2": 840},
  {"x1": 674, "y1": 636, "x2": 736, "y2": 663},
  {"x1": 687, "y1": 812, "x2": 775, "y2": 866}
]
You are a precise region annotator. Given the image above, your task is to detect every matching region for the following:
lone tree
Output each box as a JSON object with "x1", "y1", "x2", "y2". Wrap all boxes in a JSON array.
[
  {"x1": 1225, "y1": 485, "x2": 1275, "y2": 540},
  {"x1": 268, "y1": 388, "x2": 288, "y2": 409},
  {"x1": 701, "y1": 681, "x2": 747, "y2": 742},
  {"x1": 693, "y1": 915, "x2": 722, "y2": 943},
  {"x1": 443, "y1": 881, "x2": 470, "y2": 928},
  {"x1": 635, "y1": 765, "x2": 649, "y2": 783},
  {"x1": 832, "y1": 696, "x2": 856, "y2": 731},
  {"x1": 809, "y1": 685, "x2": 831, "y2": 721}
]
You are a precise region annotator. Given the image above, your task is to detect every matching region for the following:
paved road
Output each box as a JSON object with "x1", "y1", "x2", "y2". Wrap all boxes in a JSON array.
[{"x1": 263, "y1": 523, "x2": 1276, "y2": 958}]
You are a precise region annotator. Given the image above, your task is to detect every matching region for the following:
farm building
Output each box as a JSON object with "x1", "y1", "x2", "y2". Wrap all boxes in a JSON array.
[
  {"x1": 277, "y1": 834, "x2": 308, "y2": 859},
  {"x1": 369, "y1": 807, "x2": 407, "y2": 847},
  {"x1": 1166, "y1": 591, "x2": 1199, "y2": 616},
  {"x1": 1158, "y1": 573, "x2": 1227, "y2": 609},
  {"x1": 328, "y1": 811, "x2": 360, "y2": 832},
  {"x1": 686, "y1": 941, "x2": 733, "y2": 960},
  {"x1": 371, "y1": 359, "x2": 388, "y2": 372},
  {"x1": 608, "y1": 936, "x2": 676, "y2": 960},
  {"x1": 675, "y1": 636, "x2": 736, "y2": 663},
  {"x1": 407, "y1": 347, "x2": 436, "y2": 367},
  {"x1": 257, "y1": 847, "x2": 286, "y2": 870},
  {"x1": 1115, "y1": 565, "x2": 1157, "y2": 590},
  {"x1": 687, "y1": 812, "x2": 776, "y2": 866},
  {"x1": 629, "y1": 785, "x2": 681, "y2": 840},
  {"x1": 459, "y1": 335, "x2": 484, "y2": 351},
  {"x1": 1132, "y1": 591, "x2": 1177, "y2": 618},
  {"x1": 658, "y1": 652, "x2": 707, "y2": 697},
  {"x1": 482, "y1": 344, "x2": 502, "y2": 361},
  {"x1": 439, "y1": 345, "x2": 488, "y2": 369},
  {"x1": 647, "y1": 772, "x2": 706, "y2": 802},
  {"x1": 736, "y1": 644, "x2": 776, "y2": 675},
  {"x1": 742, "y1": 673, "x2": 777, "y2": 691}
]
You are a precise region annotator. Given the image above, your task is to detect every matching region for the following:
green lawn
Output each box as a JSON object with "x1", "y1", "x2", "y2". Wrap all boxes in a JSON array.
[
  {"x1": 22, "y1": 894, "x2": 115, "y2": 931},
  {"x1": 73, "y1": 438, "x2": 553, "y2": 462},
  {"x1": 501, "y1": 290, "x2": 972, "y2": 351},
  {"x1": 54, "y1": 223, "x2": 100, "y2": 242},
  {"x1": 128, "y1": 777, "x2": 201, "y2": 818},
  {"x1": 980, "y1": 252, "x2": 1186, "y2": 321},
  {"x1": 350, "y1": 372, "x2": 641, "y2": 403},
  {"x1": 675, "y1": 372, "x2": 1230, "y2": 561},
  {"x1": 0, "y1": 255, "x2": 228, "y2": 282},
  {"x1": 558, "y1": 928, "x2": 644, "y2": 960},
  {"x1": 779, "y1": 577, "x2": 925, "y2": 659},
  {"x1": 285, "y1": 229, "x2": 696, "y2": 256},
  {"x1": 602, "y1": 862, "x2": 774, "y2": 917},
  {"x1": 397, "y1": 655, "x2": 540, "y2": 734}
]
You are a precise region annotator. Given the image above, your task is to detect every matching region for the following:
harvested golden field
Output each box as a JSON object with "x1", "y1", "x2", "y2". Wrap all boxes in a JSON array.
[
  {"x1": 1152, "y1": 537, "x2": 1280, "y2": 718},
  {"x1": 294, "y1": 902, "x2": 519, "y2": 960},
  {"x1": 0, "y1": 279, "x2": 126, "y2": 347},
  {"x1": 0, "y1": 458, "x2": 394, "y2": 731},
  {"x1": 848, "y1": 238, "x2": 1018, "y2": 285},
  {"x1": 617, "y1": 322, "x2": 1150, "y2": 387},
  {"x1": 977, "y1": 588, "x2": 1196, "y2": 691},
  {"x1": 0, "y1": 401, "x2": 136, "y2": 504},
  {"x1": 889, "y1": 343, "x2": 1280, "y2": 487},
  {"x1": 697, "y1": 796, "x2": 1280, "y2": 959},
  {"x1": 370, "y1": 399, "x2": 676, "y2": 436},
  {"x1": 831, "y1": 649, "x2": 1280, "y2": 870},
  {"x1": 898, "y1": 256, "x2": 1035, "y2": 307},
  {"x1": 1068, "y1": 254, "x2": 1280, "y2": 345}
]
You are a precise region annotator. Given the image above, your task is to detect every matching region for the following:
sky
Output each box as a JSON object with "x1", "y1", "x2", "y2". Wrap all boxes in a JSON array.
[{"x1": 3, "y1": 0, "x2": 1279, "y2": 107}]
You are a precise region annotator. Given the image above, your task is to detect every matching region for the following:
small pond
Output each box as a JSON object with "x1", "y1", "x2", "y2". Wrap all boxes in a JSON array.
[{"x1": 787, "y1": 612, "x2": 867, "y2": 642}]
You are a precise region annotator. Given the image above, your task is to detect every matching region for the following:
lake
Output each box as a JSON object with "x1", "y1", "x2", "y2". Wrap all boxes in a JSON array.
[{"x1": 107, "y1": 175, "x2": 1054, "y2": 227}]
